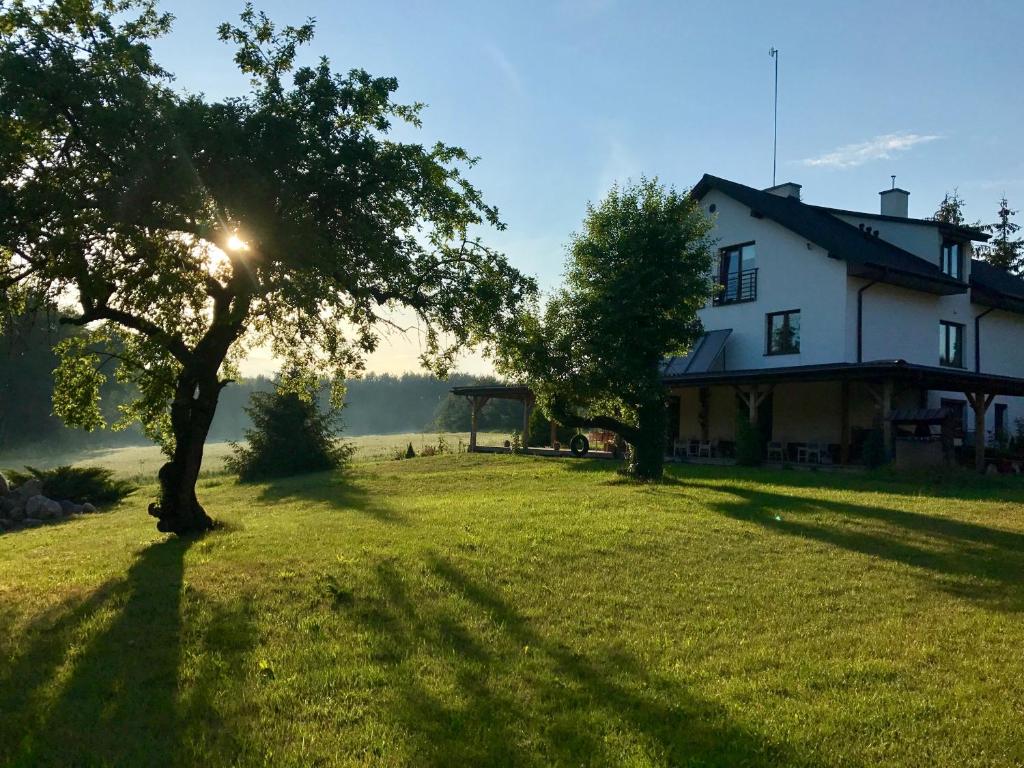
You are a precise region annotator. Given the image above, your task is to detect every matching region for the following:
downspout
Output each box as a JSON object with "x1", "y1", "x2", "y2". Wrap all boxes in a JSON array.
[
  {"x1": 856, "y1": 279, "x2": 880, "y2": 363},
  {"x1": 974, "y1": 307, "x2": 995, "y2": 373}
]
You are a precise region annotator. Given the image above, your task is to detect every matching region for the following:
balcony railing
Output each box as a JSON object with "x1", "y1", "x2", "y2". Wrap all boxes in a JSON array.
[{"x1": 713, "y1": 267, "x2": 758, "y2": 306}]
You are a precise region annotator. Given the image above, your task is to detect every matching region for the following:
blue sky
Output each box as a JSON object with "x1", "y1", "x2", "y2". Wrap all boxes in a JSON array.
[{"x1": 152, "y1": 0, "x2": 1024, "y2": 374}]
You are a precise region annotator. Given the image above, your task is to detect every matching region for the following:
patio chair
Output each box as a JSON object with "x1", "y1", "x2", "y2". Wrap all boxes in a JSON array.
[
  {"x1": 697, "y1": 440, "x2": 713, "y2": 458},
  {"x1": 766, "y1": 441, "x2": 785, "y2": 462},
  {"x1": 798, "y1": 442, "x2": 822, "y2": 464},
  {"x1": 672, "y1": 438, "x2": 687, "y2": 459}
]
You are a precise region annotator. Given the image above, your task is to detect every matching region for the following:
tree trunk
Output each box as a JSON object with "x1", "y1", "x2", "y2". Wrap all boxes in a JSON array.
[
  {"x1": 626, "y1": 397, "x2": 666, "y2": 480},
  {"x1": 148, "y1": 370, "x2": 222, "y2": 535},
  {"x1": 548, "y1": 394, "x2": 666, "y2": 480}
]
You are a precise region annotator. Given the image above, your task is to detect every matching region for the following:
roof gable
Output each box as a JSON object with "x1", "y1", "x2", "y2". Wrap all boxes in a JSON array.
[{"x1": 692, "y1": 174, "x2": 967, "y2": 296}]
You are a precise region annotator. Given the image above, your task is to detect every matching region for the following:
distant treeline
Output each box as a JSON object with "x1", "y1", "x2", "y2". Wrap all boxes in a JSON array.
[{"x1": 0, "y1": 307, "x2": 523, "y2": 453}]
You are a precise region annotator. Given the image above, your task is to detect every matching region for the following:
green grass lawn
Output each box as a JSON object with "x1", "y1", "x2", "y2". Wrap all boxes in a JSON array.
[
  {"x1": 2, "y1": 455, "x2": 1023, "y2": 767},
  {"x1": 0, "y1": 431, "x2": 508, "y2": 480}
]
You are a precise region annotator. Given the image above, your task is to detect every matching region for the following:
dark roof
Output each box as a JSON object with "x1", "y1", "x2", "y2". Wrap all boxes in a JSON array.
[
  {"x1": 661, "y1": 329, "x2": 731, "y2": 376},
  {"x1": 811, "y1": 204, "x2": 990, "y2": 242},
  {"x1": 453, "y1": 360, "x2": 1024, "y2": 402},
  {"x1": 692, "y1": 174, "x2": 968, "y2": 296},
  {"x1": 451, "y1": 384, "x2": 533, "y2": 401},
  {"x1": 663, "y1": 359, "x2": 1024, "y2": 396},
  {"x1": 970, "y1": 258, "x2": 1024, "y2": 313}
]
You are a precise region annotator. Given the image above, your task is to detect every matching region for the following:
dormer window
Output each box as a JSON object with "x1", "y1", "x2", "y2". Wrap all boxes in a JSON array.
[{"x1": 941, "y1": 240, "x2": 963, "y2": 279}]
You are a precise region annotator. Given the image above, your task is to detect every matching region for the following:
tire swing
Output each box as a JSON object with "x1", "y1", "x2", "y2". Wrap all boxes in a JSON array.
[{"x1": 569, "y1": 433, "x2": 590, "y2": 457}]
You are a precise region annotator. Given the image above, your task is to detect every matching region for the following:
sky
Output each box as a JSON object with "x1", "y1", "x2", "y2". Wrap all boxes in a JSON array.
[{"x1": 150, "y1": 0, "x2": 1024, "y2": 377}]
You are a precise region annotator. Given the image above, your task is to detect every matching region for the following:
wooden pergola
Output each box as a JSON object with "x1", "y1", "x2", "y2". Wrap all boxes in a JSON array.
[
  {"x1": 453, "y1": 362, "x2": 1024, "y2": 471},
  {"x1": 666, "y1": 360, "x2": 1024, "y2": 473},
  {"x1": 451, "y1": 384, "x2": 535, "y2": 452}
]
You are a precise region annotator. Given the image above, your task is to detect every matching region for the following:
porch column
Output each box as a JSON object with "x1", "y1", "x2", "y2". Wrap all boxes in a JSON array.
[
  {"x1": 839, "y1": 379, "x2": 851, "y2": 464},
  {"x1": 881, "y1": 379, "x2": 894, "y2": 458},
  {"x1": 521, "y1": 396, "x2": 533, "y2": 441},
  {"x1": 965, "y1": 391, "x2": 995, "y2": 473},
  {"x1": 736, "y1": 385, "x2": 772, "y2": 424},
  {"x1": 699, "y1": 387, "x2": 710, "y2": 441},
  {"x1": 468, "y1": 396, "x2": 489, "y2": 452}
]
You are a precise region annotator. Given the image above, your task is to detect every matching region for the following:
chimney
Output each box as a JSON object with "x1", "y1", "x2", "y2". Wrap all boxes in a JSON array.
[
  {"x1": 764, "y1": 182, "x2": 801, "y2": 200},
  {"x1": 880, "y1": 187, "x2": 909, "y2": 217}
]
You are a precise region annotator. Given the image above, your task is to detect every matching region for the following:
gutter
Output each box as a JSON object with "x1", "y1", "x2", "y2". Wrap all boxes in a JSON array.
[{"x1": 974, "y1": 306, "x2": 995, "y2": 373}]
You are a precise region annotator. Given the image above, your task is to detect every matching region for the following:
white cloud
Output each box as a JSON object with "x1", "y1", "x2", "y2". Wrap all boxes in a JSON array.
[
  {"x1": 799, "y1": 132, "x2": 941, "y2": 169},
  {"x1": 482, "y1": 43, "x2": 525, "y2": 97}
]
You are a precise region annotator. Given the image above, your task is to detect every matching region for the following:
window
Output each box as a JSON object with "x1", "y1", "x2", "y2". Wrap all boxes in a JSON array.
[
  {"x1": 941, "y1": 240, "x2": 963, "y2": 279},
  {"x1": 766, "y1": 309, "x2": 800, "y2": 355},
  {"x1": 939, "y1": 320, "x2": 964, "y2": 367},
  {"x1": 714, "y1": 242, "x2": 757, "y2": 305}
]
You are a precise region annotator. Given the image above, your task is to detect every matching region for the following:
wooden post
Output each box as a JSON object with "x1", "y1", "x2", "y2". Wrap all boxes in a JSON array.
[
  {"x1": 521, "y1": 397, "x2": 532, "y2": 443},
  {"x1": 549, "y1": 419, "x2": 557, "y2": 448},
  {"x1": 965, "y1": 391, "x2": 995, "y2": 473},
  {"x1": 468, "y1": 396, "x2": 489, "y2": 452},
  {"x1": 699, "y1": 387, "x2": 710, "y2": 441},
  {"x1": 881, "y1": 379, "x2": 893, "y2": 459},
  {"x1": 839, "y1": 379, "x2": 851, "y2": 464}
]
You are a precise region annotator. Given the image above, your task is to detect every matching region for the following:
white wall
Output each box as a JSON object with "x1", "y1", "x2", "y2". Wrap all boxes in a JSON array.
[
  {"x1": 697, "y1": 187, "x2": 1024, "y2": 445},
  {"x1": 698, "y1": 189, "x2": 850, "y2": 370}
]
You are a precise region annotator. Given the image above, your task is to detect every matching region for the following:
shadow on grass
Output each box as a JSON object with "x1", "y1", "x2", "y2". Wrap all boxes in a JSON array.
[
  {"x1": 254, "y1": 469, "x2": 406, "y2": 525},
  {"x1": 688, "y1": 480, "x2": 1024, "y2": 612},
  {"x1": 0, "y1": 537, "x2": 259, "y2": 767},
  {"x1": 345, "y1": 553, "x2": 803, "y2": 767}
]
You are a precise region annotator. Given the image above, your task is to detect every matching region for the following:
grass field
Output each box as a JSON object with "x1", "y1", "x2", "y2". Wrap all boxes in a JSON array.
[
  {"x1": 0, "y1": 431, "x2": 508, "y2": 480},
  {"x1": 2, "y1": 454, "x2": 1023, "y2": 767}
]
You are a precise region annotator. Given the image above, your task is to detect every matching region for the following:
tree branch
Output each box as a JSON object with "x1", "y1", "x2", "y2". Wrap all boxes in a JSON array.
[{"x1": 63, "y1": 304, "x2": 193, "y2": 364}]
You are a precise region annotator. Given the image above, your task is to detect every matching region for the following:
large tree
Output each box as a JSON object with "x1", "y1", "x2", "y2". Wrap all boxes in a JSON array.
[
  {"x1": 497, "y1": 179, "x2": 713, "y2": 479},
  {"x1": 0, "y1": 1, "x2": 534, "y2": 533}
]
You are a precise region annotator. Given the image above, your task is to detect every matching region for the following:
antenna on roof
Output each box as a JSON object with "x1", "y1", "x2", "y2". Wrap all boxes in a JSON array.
[
  {"x1": 891, "y1": 175, "x2": 896, "y2": 190},
  {"x1": 769, "y1": 47, "x2": 779, "y2": 186}
]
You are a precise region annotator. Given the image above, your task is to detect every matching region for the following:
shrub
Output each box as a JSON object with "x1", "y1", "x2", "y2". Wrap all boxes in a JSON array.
[
  {"x1": 6, "y1": 465, "x2": 136, "y2": 506},
  {"x1": 405, "y1": 443, "x2": 416, "y2": 459},
  {"x1": 227, "y1": 390, "x2": 352, "y2": 482},
  {"x1": 862, "y1": 428, "x2": 888, "y2": 469},
  {"x1": 734, "y1": 417, "x2": 763, "y2": 466}
]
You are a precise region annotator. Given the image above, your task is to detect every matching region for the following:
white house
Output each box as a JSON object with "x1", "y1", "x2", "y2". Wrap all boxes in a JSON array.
[{"x1": 665, "y1": 174, "x2": 1024, "y2": 468}]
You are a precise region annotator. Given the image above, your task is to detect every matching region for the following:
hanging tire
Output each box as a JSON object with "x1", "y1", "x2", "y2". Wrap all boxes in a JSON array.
[{"x1": 569, "y1": 434, "x2": 590, "y2": 457}]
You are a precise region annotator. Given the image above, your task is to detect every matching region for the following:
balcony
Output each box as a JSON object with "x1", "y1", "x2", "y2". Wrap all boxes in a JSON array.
[{"x1": 713, "y1": 267, "x2": 758, "y2": 306}]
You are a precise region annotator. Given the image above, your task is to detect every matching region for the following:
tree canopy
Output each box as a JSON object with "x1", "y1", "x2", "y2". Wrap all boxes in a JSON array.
[
  {"x1": 0, "y1": 0, "x2": 535, "y2": 532},
  {"x1": 498, "y1": 178, "x2": 713, "y2": 479},
  {"x1": 981, "y1": 197, "x2": 1023, "y2": 274}
]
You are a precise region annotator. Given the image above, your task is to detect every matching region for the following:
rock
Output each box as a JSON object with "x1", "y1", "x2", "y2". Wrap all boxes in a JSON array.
[
  {"x1": 25, "y1": 495, "x2": 62, "y2": 520},
  {"x1": 22, "y1": 518, "x2": 43, "y2": 527},
  {"x1": 0, "y1": 472, "x2": 9, "y2": 496},
  {"x1": 59, "y1": 500, "x2": 84, "y2": 516},
  {"x1": 0, "y1": 495, "x2": 18, "y2": 515},
  {"x1": 15, "y1": 479, "x2": 43, "y2": 500},
  {"x1": 24, "y1": 495, "x2": 46, "y2": 517},
  {"x1": 0, "y1": 518, "x2": 12, "y2": 532},
  {"x1": 82, "y1": 503, "x2": 97, "y2": 514},
  {"x1": 42, "y1": 499, "x2": 62, "y2": 519}
]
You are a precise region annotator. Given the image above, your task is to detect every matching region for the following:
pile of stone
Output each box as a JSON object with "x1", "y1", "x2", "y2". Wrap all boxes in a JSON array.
[{"x1": 0, "y1": 472, "x2": 98, "y2": 532}]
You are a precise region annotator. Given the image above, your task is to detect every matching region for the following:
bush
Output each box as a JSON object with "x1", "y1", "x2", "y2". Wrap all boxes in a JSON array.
[
  {"x1": 734, "y1": 416, "x2": 763, "y2": 466},
  {"x1": 405, "y1": 442, "x2": 416, "y2": 459},
  {"x1": 227, "y1": 390, "x2": 352, "y2": 482},
  {"x1": 862, "y1": 429, "x2": 888, "y2": 469},
  {"x1": 6, "y1": 465, "x2": 136, "y2": 507},
  {"x1": 526, "y1": 408, "x2": 575, "y2": 447}
]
